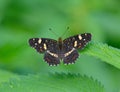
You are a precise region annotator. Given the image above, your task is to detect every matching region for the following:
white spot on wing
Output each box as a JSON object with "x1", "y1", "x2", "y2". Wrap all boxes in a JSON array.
[
  {"x1": 47, "y1": 51, "x2": 58, "y2": 58},
  {"x1": 78, "y1": 35, "x2": 82, "y2": 40},
  {"x1": 38, "y1": 39, "x2": 42, "y2": 44},
  {"x1": 43, "y1": 43, "x2": 47, "y2": 50},
  {"x1": 74, "y1": 41, "x2": 77, "y2": 47},
  {"x1": 72, "y1": 37, "x2": 75, "y2": 40},
  {"x1": 35, "y1": 43, "x2": 37, "y2": 45},
  {"x1": 64, "y1": 48, "x2": 75, "y2": 57},
  {"x1": 45, "y1": 40, "x2": 48, "y2": 42}
]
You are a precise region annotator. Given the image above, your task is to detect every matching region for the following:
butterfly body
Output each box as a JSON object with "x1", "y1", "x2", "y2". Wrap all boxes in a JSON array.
[
  {"x1": 58, "y1": 37, "x2": 63, "y2": 51},
  {"x1": 29, "y1": 33, "x2": 92, "y2": 66}
]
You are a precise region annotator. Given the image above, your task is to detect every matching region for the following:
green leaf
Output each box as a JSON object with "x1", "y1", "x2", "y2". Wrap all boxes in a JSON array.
[
  {"x1": 0, "y1": 73, "x2": 105, "y2": 92},
  {"x1": 81, "y1": 41, "x2": 120, "y2": 69},
  {"x1": 0, "y1": 70, "x2": 18, "y2": 83}
]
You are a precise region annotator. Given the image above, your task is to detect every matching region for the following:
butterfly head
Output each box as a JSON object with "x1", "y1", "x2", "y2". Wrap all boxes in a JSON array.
[{"x1": 58, "y1": 37, "x2": 62, "y2": 42}]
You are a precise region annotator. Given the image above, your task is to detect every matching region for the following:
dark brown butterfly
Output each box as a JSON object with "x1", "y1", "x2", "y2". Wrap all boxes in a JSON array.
[{"x1": 29, "y1": 33, "x2": 92, "y2": 66}]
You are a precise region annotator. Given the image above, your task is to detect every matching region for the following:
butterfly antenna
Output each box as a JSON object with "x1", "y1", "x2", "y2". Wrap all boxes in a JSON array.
[
  {"x1": 61, "y1": 27, "x2": 69, "y2": 38},
  {"x1": 49, "y1": 28, "x2": 59, "y2": 37}
]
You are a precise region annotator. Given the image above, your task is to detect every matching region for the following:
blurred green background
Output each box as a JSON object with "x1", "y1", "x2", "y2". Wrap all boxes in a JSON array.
[{"x1": 0, "y1": 0, "x2": 120, "y2": 92}]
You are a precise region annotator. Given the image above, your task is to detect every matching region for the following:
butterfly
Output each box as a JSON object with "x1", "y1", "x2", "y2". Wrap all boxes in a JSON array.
[{"x1": 29, "y1": 33, "x2": 92, "y2": 66}]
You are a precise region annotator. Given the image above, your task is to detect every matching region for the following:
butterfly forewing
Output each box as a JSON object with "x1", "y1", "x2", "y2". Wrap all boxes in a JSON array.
[
  {"x1": 29, "y1": 38, "x2": 60, "y2": 65},
  {"x1": 63, "y1": 33, "x2": 91, "y2": 49}
]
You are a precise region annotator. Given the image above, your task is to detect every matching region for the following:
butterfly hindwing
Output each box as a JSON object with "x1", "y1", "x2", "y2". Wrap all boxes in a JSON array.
[
  {"x1": 29, "y1": 38, "x2": 60, "y2": 65},
  {"x1": 44, "y1": 51, "x2": 60, "y2": 66},
  {"x1": 63, "y1": 48, "x2": 79, "y2": 64}
]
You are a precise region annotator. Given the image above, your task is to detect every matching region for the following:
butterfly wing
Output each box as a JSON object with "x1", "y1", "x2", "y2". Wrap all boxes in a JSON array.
[
  {"x1": 29, "y1": 38, "x2": 60, "y2": 66},
  {"x1": 63, "y1": 33, "x2": 92, "y2": 64}
]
